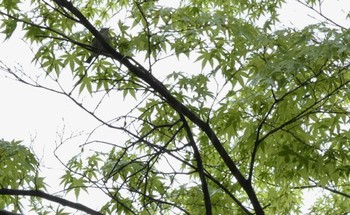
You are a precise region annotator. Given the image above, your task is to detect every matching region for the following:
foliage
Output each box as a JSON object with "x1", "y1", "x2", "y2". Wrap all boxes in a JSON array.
[
  {"x1": 0, "y1": 139, "x2": 44, "y2": 212},
  {"x1": 1, "y1": 0, "x2": 350, "y2": 214}
]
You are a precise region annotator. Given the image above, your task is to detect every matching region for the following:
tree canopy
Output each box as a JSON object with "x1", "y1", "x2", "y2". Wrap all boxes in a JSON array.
[{"x1": 1, "y1": 0, "x2": 350, "y2": 214}]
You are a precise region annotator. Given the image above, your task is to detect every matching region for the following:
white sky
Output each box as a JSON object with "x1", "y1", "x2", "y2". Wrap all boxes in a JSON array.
[{"x1": 0, "y1": 0, "x2": 350, "y2": 214}]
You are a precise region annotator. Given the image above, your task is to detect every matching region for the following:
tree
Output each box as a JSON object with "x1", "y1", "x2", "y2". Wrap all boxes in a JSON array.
[{"x1": 1, "y1": 0, "x2": 350, "y2": 214}]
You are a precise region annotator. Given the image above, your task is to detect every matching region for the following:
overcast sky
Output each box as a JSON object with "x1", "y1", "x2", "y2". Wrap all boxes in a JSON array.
[{"x1": 0, "y1": 0, "x2": 350, "y2": 213}]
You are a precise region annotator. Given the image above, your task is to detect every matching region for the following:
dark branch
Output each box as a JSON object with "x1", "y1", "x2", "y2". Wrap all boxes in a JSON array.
[
  {"x1": 0, "y1": 188, "x2": 103, "y2": 215},
  {"x1": 6, "y1": 0, "x2": 263, "y2": 213},
  {"x1": 0, "y1": 210, "x2": 21, "y2": 215},
  {"x1": 181, "y1": 115, "x2": 212, "y2": 215}
]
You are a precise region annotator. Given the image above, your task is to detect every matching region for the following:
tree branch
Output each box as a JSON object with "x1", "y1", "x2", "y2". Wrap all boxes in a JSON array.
[
  {"x1": 180, "y1": 115, "x2": 212, "y2": 215},
  {"x1": 24, "y1": 0, "x2": 264, "y2": 213},
  {"x1": 0, "y1": 188, "x2": 103, "y2": 215},
  {"x1": 0, "y1": 210, "x2": 21, "y2": 215}
]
